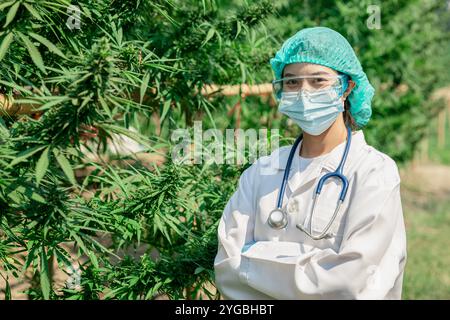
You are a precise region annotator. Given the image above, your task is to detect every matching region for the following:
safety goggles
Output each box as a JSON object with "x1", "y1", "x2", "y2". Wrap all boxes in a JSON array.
[{"x1": 272, "y1": 74, "x2": 349, "y2": 101}]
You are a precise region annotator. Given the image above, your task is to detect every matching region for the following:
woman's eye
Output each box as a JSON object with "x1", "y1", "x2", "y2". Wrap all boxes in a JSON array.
[{"x1": 286, "y1": 79, "x2": 299, "y2": 86}]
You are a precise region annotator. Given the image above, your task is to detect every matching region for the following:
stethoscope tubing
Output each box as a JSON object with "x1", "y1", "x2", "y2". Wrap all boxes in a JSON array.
[
  {"x1": 269, "y1": 125, "x2": 352, "y2": 236},
  {"x1": 276, "y1": 134, "x2": 303, "y2": 208}
]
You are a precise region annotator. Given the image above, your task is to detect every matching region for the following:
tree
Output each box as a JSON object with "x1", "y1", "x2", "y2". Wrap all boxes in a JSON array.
[
  {"x1": 0, "y1": 0, "x2": 449, "y2": 300},
  {"x1": 0, "y1": 0, "x2": 275, "y2": 299}
]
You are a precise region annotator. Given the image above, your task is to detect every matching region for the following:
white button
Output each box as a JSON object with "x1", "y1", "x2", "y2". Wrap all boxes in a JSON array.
[{"x1": 287, "y1": 198, "x2": 298, "y2": 213}]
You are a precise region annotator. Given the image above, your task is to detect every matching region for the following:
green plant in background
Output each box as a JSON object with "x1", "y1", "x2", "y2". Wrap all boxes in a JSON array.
[
  {"x1": 220, "y1": 0, "x2": 450, "y2": 164},
  {"x1": 0, "y1": 0, "x2": 273, "y2": 299},
  {"x1": 0, "y1": 0, "x2": 449, "y2": 300}
]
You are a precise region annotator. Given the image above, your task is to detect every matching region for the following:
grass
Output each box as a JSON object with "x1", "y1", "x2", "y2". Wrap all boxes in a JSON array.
[
  {"x1": 402, "y1": 193, "x2": 450, "y2": 299},
  {"x1": 401, "y1": 101, "x2": 450, "y2": 299},
  {"x1": 425, "y1": 106, "x2": 450, "y2": 165}
]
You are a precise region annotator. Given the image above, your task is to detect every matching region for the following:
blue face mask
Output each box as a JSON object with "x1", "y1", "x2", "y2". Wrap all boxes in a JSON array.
[{"x1": 278, "y1": 86, "x2": 346, "y2": 136}]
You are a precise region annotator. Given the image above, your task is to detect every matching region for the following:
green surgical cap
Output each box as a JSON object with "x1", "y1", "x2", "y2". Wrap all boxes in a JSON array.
[{"x1": 270, "y1": 27, "x2": 375, "y2": 128}]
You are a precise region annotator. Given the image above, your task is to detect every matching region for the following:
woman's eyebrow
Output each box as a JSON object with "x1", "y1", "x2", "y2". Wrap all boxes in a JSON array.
[{"x1": 310, "y1": 71, "x2": 333, "y2": 75}]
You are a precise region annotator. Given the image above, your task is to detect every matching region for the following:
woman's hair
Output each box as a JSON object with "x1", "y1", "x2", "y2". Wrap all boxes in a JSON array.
[
  {"x1": 339, "y1": 71, "x2": 358, "y2": 131},
  {"x1": 343, "y1": 99, "x2": 358, "y2": 131}
]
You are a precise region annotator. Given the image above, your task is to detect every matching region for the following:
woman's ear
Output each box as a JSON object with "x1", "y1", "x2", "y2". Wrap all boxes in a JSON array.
[{"x1": 342, "y1": 80, "x2": 356, "y2": 100}]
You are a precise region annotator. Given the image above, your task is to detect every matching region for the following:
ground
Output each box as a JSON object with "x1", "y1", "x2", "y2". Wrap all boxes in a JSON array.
[{"x1": 399, "y1": 162, "x2": 450, "y2": 299}]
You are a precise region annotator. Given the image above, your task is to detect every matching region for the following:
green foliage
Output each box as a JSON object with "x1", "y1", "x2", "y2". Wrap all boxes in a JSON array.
[
  {"x1": 0, "y1": 0, "x2": 271, "y2": 299},
  {"x1": 0, "y1": 0, "x2": 449, "y2": 300},
  {"x1": 233, "y1": 0, "x2": 450, "y2": 163}
]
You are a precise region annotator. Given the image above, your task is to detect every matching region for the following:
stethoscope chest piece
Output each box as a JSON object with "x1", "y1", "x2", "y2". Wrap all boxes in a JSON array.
[
  {"x1": 267, "y1": 124, "x2": 352, "y2": 240},
  {"x1": 268, "y1": 208, "x2": 288, "y2": 229}
]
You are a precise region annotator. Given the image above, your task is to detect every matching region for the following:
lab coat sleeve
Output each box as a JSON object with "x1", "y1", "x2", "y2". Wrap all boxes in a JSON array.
[
  {"x1": 239, "y1": 165, "x2": 406, "y2": 299},
  {"x1": 213, "y1": 164, "x2": 274, "y2": 299}
]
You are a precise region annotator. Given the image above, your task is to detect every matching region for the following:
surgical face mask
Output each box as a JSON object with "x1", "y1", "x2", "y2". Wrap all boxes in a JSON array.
[{"x1": 278, "y1": 86, "x2": 346, "y2": 136}]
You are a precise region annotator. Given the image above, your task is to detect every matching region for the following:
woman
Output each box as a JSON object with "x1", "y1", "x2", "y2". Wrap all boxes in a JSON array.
[{"x1": 213, "y1": 27, "x2": 407, "y2": 300}]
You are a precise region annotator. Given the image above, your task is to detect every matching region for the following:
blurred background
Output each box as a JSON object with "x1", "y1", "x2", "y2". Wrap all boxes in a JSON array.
[{"x1": 0, "y1": 0, "x2": 449, "y2": 299}]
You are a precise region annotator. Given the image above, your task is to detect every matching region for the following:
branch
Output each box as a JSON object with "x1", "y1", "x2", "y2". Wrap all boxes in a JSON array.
[{"x1": 0, "y1": 84, "x2": 274, "y2": 116}]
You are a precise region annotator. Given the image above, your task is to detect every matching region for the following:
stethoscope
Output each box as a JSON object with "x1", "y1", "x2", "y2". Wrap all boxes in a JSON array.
[{"x1": 267, "y1": 124, "x2": 352, "y2": 240}]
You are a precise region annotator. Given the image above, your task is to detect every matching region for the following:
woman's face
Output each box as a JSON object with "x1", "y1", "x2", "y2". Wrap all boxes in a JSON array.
[{"x1": 282, "y1": 63, "x2": 354, "y2": 100}]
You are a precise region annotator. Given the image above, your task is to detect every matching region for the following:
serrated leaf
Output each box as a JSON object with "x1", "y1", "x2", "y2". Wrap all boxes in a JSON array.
[
  {"x1": 35, "y1": 147, "x2": 50, "y2": 186},
  {"x1": 53, "y1": 149, "x2": 77, "y2": 186},
  {"x1": 0, "y1": 1, "x2": 15, "y2": 11},
  {"x1": 201, "y1": 27, "x2": 215, "y2": 46},
  {"x1": 34, "y1": 96, "x2": 69, "y2": 112},
  {"x1": 17, "y1": 32, "x2": 45, "y2": 73},
  {"x1": 30, "y1": 191, "x2": 46, "y2": 204},
  {"x1": 53, "y1": 247, "x2": 72, "y2": 270},
  {"x1": 40, "y1": 248, "x2": 51, "y2": 300},
  {"x1": 22, "y1": 246, "x2": 37, "y2": 273},
  {"x1": 194, "y1": 267, "x2": 205, "y2": 275},
  {"x1": 0, "y1": 32, "x2": 14, "y2": 61},
  {"x1": 28, "y1": 32, "x2": 65, "y2": 58},
  {"x1": 7, "y1": 183, "x2": 46, "y2": 204},
  {"x1": 235, "y1": 20, "x2": 241, "y2": 39},
  {"x1": 129, "y1": 277, "x2": 139, "y2": 286},
  {"x1": 160, "y1": 99, "x2": 171, "y2": 125},
  {"x1": 23, "y1": 3, "x2": 43, "y2": 21},
  {"x1": 4, "y1": 1, "x2": 20, "y2": 28},
  {"x1": 140, "y1": 72, "x2": 150, "y2": 104},
  {"x1": 4, "y1": 280, "x2": 11, "y2": 300},
  {"x1": 69, "y1": 231, "x2": 89, "y2": 256},
  {"x1": 8, "y1": 145, "x2": 46, "y2": 167},
  {"x1": 87, "y1": 251, "x2": 99, "y2": 269},
  {"x1": 6, "y1": 189, "x2": 20, "y2": 203},
  {"x1": 96, "y1": 123, "x2": 151, "y2": 148},
  {"x1": 98, "y1": 95, "x2": 112, "y2": 118}
]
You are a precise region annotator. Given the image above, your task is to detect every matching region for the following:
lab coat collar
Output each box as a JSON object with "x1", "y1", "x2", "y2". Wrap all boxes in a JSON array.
[{"x1": 270, "y1": 130, "x2": 367, "y2": 194}]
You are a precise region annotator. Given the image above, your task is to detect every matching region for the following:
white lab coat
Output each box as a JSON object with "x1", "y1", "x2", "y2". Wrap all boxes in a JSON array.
[{"x1": 213, "y1": 130, "x2": 407, "y2": 300}]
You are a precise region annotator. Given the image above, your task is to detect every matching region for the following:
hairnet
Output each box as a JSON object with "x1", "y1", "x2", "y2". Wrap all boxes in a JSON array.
[{"x1": 270, "y1": 27, "x2": 375, "y2": 128}]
